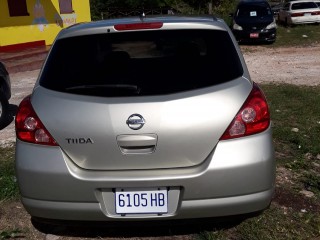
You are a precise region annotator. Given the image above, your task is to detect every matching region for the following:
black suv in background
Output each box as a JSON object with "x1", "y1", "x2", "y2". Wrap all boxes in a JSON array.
[
  {"x1": 230, "y1": 0, "x2": 277, "y2": 43},
  {"x1": 0, "y1": 61, "x2": 11, "y2": 128}
]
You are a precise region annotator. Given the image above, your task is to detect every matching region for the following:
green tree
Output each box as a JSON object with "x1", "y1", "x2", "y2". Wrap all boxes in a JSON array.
[
  {"x1": 90, "y1": 0, "x2": 109, "y2": 20},
  {"x1": 89, "y1": 0, "x2": 237, "y2": 20},
  {"x1": 90, "y1": 0, "x2": 177, "y2": 20}
]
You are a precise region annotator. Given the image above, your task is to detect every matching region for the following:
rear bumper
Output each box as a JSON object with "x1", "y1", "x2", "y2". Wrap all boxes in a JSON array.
[
  {"x1": 22, "y1": 189, "x2": 273, "y2": 221},
  {"x1": 16, "y1": 127, "x2": 275, "y2": 221},
  {"x1": 290, "y1": 16, "x2": 320, "y2": 25}
]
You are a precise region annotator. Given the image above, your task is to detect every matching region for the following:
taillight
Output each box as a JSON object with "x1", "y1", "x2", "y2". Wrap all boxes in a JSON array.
[
  {"x1": 220, "y1": 83, "x2": 270, "y2": 140},
  {"x1": 114, "y1": 22, "x2": 163, "y2": 31},
  {"x1": 291, "y1": 12, "x2": 305, "y2": 17},
  {"x1": 15, "y1": 96, "x2": 58, "y2": 146},
  {"x1": 312, "y1": 11, "x2": 320, "y2": 15}
]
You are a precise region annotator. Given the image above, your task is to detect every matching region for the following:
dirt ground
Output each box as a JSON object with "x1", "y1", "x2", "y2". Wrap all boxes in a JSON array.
[{"x1": 0, "y1": 45, "x2": 320, "y2": 239}]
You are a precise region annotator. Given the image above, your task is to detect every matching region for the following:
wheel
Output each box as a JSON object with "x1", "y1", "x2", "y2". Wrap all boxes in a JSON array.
[{"x1": 0, "y1": 91, "x2": 9, "y2": 129}]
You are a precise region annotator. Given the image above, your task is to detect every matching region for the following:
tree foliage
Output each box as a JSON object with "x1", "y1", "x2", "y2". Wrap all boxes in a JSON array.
[{"x1": 89, "y1": 0, "x2": 237, "y2": 21}]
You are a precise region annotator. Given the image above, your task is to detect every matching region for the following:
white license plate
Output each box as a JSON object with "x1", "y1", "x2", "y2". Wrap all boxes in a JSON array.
[
  {"x1": 115, "y1": 188, "x2": 168, "y2": 214},
  {"x1": 304, "y1": 13, "x2": 311, "y2": 16}
]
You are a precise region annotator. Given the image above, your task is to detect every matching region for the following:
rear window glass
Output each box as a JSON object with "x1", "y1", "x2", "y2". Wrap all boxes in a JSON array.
[
  {"x1": 292, "y1": 2, "x2": 317, "y2": 10},
  {"x1": 40, "y1": 29, "x2": 243, "y2": 97}
]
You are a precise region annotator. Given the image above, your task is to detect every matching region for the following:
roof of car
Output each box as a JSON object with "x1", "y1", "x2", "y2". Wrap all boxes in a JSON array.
[
  {"x1": 237, "y1": 0, "x2": 270, "y2": 4},
  {"x1": 285, "y1": 0, "x2": 319, "y2": 5},
  {"x1": 236, "y1": 0, "x2": 272, "y2": 8},
  {"x1": 56, "y1": 15, "x2": 227, "y2": 39},
  {"x1": 286, "y1": 0, "x2": 318, "y2": 2}
]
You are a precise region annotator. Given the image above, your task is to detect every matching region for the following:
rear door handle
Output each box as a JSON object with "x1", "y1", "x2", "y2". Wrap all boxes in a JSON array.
[{"x1": 117, "y1": 134, "x2": 158, "y2": 154}]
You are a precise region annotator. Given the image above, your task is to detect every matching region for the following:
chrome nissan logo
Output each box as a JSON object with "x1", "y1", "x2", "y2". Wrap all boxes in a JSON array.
[{"x1": 126, "y1": 114, "x2": 145, "y2": 130}]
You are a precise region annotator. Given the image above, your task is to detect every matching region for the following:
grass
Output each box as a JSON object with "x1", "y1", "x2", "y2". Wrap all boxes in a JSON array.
[
  {"x1": 263, "y1": 84, "x2": 320, "y2": 196},
  {"x1": 0, "y1": 147, "x2": 19, "y2": 201},
  {"x1": 1, "y1": 84, "x2": 320, "y2": 239},
  {"x1": 197, "y1": 206, "x2": 320, "y2": 240},
  {"x1": 235, "y1": 206, "x2": 320, "y2": 239},
  {"x1": 264, "y1": 84, "x2": 320, "y2": 156},
  {"x1": 273, "y1": 24, "x2": 320, "y2": 47},
  {"x1": 0, "y1": 229, "x2": 23, "y2": 240}
]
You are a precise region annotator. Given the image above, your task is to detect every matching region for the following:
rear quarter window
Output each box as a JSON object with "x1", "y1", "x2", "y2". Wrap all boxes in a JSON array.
[{"x1": 40, "y1": 29, "x2": 243, "y2": 97}]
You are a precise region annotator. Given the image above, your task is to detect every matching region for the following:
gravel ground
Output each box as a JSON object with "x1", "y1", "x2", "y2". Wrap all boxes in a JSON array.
[
  {"x1": 1, "y1": 45, "x2": 320, "y2": 147},
  {"x1": 242, "y1": 45, "x2": 320, "y2": 86}
]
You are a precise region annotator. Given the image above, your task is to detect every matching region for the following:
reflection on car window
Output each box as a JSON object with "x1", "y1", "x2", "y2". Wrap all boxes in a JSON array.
[{"x1": 112, "y1": 38, "x2": 207, "y2": 58}]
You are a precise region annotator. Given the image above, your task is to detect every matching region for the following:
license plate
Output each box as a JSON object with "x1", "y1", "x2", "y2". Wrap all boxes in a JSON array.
[
  {"x1": 115, "y1": 188, "x2": 168, "y2": 214},
  {"x1": 250, "y1": 33, "x2": 259, "y2": 38},
  {"x1": 304, "y1": 13, "x2": 311, "y2": 16}
]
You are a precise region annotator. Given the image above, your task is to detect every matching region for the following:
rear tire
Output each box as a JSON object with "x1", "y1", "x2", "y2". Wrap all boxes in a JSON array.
[{"x1": 0, "y1": 91, "x2": 9, "y2": 129}]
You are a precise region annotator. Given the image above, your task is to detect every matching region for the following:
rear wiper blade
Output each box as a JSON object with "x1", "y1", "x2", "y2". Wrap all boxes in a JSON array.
[{"x1": 66, "y1": 84, "x2": 141, "y2": 93}]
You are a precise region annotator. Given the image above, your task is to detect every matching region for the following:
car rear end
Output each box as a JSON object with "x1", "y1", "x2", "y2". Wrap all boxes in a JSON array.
[
  {"x1": 289, "y1": 1, "x2": 320, "y2": 24},
  {"x1": 15, "y1": 16, "x2": 275, "y2": 221}
]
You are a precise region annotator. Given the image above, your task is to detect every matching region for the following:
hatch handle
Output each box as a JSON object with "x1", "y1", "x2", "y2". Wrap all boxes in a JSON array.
[{"x1": 117, "y1": 134, "x2": 157, "y2": 154}]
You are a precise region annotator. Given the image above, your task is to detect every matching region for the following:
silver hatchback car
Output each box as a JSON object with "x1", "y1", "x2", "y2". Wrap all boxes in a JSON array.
[{"x1": 15, "y1": 15, "x2": 275, "y2": 222}]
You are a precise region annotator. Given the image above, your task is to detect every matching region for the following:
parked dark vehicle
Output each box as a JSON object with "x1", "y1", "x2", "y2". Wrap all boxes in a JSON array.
[
  {"x1": 0, "y1": 61, "x2": 11, "y2": 128},
  {"x1": 230, "y1": 0, "x2": 277, "y2": 43}
]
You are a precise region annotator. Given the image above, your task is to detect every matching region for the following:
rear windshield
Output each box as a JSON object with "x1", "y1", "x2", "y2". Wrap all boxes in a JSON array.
[
  {"x1": 236, "y1": 4, "x2": 272, "y2": 18},
  {"x1": 40, "y1": 29, "x2": 243, "y2": 97},
  {"x1": 292, "y1": 2, "x2": 317, "y2": 10}
]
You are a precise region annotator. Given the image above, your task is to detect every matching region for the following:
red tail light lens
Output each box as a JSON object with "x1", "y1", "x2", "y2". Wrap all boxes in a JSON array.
[
  {"x1": 312, "y1": 11, "x2": 320, "y2": 15},
  {"x1": 220, "y1": 83, "x2": 270, "y2": 140},
  {"x1": 15, "y1": 96, "x2": 57, "y2": 146},
  {"x1": 291, "y1": 12, "x2": 305, "y2": 17},
  {"x1": 114, "y1": 22, "x2": 163, "y2": 31}
]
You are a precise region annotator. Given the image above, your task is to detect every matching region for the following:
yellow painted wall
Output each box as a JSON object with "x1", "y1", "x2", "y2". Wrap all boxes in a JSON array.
[{"x1": 0, "y1": 0, "x2": 91, "y2": 47}]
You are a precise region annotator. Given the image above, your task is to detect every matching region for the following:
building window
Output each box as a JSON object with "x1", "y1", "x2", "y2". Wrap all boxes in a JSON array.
[
  {"x1": 7, "y1": 0, "x2": 29, "y2": 17},
  {"x1": 59, "y1": 0, "x2": 73, "y2": 14}
]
